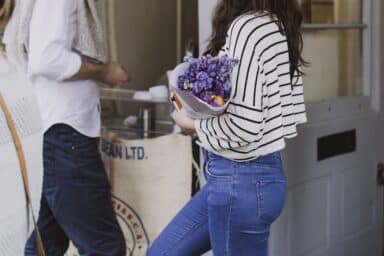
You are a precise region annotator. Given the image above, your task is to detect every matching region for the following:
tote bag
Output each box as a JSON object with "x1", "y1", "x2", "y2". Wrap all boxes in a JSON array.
[{"x1": 67, "y1": 133, "x2": 192, "y2": 255}]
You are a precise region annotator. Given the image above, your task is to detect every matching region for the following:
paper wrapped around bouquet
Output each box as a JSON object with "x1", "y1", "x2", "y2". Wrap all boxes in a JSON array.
[{"x1": 169, "y1": 62, "x2": 230, "y2": 119}]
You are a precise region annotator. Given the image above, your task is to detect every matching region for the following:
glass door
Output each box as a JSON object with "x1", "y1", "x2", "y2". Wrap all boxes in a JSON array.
[{"x1": 299, "y1": 0, "x2": 366, "y2": 102}]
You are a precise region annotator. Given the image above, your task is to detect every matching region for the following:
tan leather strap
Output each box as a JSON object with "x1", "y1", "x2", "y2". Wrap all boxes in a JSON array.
[{"x1": 0, "y1": 93, "x2": 46, "y2": 256}]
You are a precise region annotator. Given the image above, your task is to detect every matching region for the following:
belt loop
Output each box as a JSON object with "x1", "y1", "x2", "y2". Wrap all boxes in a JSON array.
[{"x1": 202, "y1": 149, "x2": 209, "y2": 173}]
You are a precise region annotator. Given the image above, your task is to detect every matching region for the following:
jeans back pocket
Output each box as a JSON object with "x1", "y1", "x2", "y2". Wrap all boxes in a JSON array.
[{"x1": 255, "y1": 179, "x2": 287, "y2": 224}]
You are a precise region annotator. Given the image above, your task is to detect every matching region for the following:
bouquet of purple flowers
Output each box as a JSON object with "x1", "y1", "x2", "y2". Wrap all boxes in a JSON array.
[{"x1": 169, "y1": 55, "x2": 238, "y2": 119}]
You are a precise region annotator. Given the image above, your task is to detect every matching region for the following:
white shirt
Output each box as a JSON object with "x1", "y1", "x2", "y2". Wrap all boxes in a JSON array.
[
  {"x1": 28, "y1": 0, "x2": 101, "y2": 137},
  {"x1": 195, "y1": 14, "x2": 307, "y2": 162}
]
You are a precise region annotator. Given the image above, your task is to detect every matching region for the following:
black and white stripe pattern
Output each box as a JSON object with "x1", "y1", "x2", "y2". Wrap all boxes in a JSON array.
[{"x1": 195, "y1": 13, "x2": 307, "y2": 162}]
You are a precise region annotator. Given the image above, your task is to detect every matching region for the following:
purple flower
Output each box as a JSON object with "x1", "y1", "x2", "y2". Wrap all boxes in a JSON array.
[
  {"x1": 199, "y1": 91, "x2": 214, "y2": 104},
  {"x1": 177, "y1": 55, "x2": 238, "y2": 107},
  {"x1": 196, "y1": 71, "x2": 209, "y2": 81}
]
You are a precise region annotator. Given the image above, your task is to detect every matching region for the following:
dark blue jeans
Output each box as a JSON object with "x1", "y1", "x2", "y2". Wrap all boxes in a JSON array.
[
  {"x1": 25, "y1": 125, "x2": 126, "y2": 256},
  {"x1": 147, "y1": 151, "x2": 287, "y2": 256}
]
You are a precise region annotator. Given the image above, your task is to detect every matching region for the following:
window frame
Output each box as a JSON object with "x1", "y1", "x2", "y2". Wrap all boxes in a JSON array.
[{"x1": 302, "y1": 0, "x2": 382, "y2": 122}]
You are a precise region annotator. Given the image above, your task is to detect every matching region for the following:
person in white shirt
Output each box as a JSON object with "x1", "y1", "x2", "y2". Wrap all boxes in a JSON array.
[{"x1": 3, "y1": 0, "x2": 129, "y2": 255}]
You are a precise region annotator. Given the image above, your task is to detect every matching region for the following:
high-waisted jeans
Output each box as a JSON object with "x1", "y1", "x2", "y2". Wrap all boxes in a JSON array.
[{"x1": 147, "y1": 151, "x2": 287, "y2": 256}]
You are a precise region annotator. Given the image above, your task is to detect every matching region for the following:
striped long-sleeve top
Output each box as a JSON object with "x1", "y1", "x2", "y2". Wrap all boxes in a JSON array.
[{"x1": 195, "y1": 13, "x2": 307, "y2": 162}]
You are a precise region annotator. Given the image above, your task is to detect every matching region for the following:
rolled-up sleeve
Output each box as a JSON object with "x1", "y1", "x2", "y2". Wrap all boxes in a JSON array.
[{"x1": 28, "y1": 0, "x2": 81, "y2": 81}]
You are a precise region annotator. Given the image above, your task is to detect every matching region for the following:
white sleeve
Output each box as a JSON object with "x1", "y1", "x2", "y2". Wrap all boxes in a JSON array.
[{"x1": 28, "y1": 0, "x2": 82, "y2": 81}]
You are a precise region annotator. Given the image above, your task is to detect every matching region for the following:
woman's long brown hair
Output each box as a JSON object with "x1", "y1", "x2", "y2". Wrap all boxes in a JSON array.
[
  {"x1": 0, "y1": 0, "x2": 14, "y2": 26},
  {"x1": 206, "y1": 0, "x2": 308, "y2": 78}
]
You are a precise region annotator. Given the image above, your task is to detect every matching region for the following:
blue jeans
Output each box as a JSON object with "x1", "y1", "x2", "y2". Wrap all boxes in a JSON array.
[
  {"x1": 25, "y1": 125, "x2": 126, "y2": 256},
  {"x1": 147, "y1": 151, "x2": 287, "y2": 256}
]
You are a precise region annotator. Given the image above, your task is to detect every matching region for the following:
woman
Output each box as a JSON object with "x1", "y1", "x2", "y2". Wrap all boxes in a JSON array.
[
  {"x1": 0, "y1": 0, "x2": 43, "y2": 255},
  {"x1": 148, "y1": 0, "x2": 307, "y2": 255}
]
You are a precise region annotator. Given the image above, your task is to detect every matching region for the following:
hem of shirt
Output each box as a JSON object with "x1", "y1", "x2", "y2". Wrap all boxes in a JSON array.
[
  {"x1": 197, "y1": 139, "x2": 287, "y2": 163},
  {"x1": 43, "y1": 121, "x2": 101, "y2": 138}
]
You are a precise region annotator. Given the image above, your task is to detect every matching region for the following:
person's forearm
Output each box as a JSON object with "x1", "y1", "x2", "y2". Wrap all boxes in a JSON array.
[
  {"x1": 66, "y1": 60, "x2": 130, "y2": 87},
  {"x1": 66, "y1": 60, "x2": 106, "y2": 83}
]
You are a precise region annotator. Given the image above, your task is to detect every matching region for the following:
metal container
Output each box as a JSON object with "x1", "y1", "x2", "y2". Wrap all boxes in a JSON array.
[{"x1": 138, "y1": 108, "x2": 155, "y2": 139}]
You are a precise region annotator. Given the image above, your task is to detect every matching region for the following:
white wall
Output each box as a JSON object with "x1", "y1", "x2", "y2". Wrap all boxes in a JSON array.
[
  {"x1": 198, "y1": 0, "x2": 217, "y2": 54},
  {"x1": 97, "y1": 0, "x2": 177, "y2": 90},
  {"x1": 97, "y1": 1, "x2": 198, "y2": 91}
]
